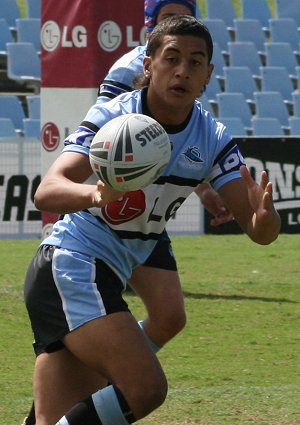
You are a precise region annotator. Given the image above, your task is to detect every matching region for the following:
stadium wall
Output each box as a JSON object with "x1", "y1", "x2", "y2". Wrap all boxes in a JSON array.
[{"x1": 1, "y1": 136, "x2": 300, "y2": 238}]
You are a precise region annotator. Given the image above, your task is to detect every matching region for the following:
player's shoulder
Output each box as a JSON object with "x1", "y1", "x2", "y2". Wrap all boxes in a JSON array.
[{"x1": 110, "y1": 45, "x2": 147, "y2": 71}]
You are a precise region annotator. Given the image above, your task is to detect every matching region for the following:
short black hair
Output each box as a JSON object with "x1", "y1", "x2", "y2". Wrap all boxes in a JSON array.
[{"x1": 146, "y1": 15, "x2": 213, "y2": 63}]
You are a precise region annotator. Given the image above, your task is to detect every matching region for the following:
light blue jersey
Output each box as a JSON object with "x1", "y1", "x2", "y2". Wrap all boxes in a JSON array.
[
  {"x1": 43, "y1": 89, "x2": 245, "y2": 286},
  {"x1": 97, "y1": 45, "x2": 147, "y2": 103}
]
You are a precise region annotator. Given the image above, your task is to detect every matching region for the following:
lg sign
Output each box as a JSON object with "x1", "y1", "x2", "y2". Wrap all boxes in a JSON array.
[{"x1": 41, "y1": 20, "x2": 146, "y2": 52}]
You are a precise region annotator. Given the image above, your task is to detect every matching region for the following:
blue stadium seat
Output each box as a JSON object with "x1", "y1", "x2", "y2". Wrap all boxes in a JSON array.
[
  {"x1": 216, "y1": 92, "x2": 253, "y2": 128},
  {"x1": 206, "y1": 0, "x2": 237, "y2": 28},
  {"x1": 224, "y1": 66, "x2": 258, "y2": 102},
  {"x1": 0, "y1": 117, "x2": 18, "y2": 137},
  {"x1": 242, "y1": 0, "x2": 273, "y2": 29},
  {"x1": 26, "y1": 95, "x2": 40, "y2": 119},
  {"x1": 0, "y1": 18, "x2": 14, "y2": 63},
  {"x1": 23, "y1": 118, "x2": 40, "y2": 138},
  {"x1": 6, "y1": 42, "x2": 41, "y2": 92},
  {"x1": 26, "y1": 0, "x2": 41, "y2": 19},
  {"x1": 0, "y1": 96, "x2": 26, "y2": 131},
  {"x1": 289, "y1": 116, "x2": 300, "y2": 135},
  {"x1": 0, "y1": 0, "x2": 21, "y2": 30},
  {"x1": 264, "y1": 42, "x2": 298, "y2": 77},
  {"x1": 254, "y1": 91, "x2": 290, "y2": 127},
  {"x1": 234, "y1": 19, "x2": 267, "y2": 52},
  {"x1": 252, "y1": 117, "x2": 284, "y2": 136},
  {"x1": 211, "y1": 42, "x2": 227, "y2": 77},
  {"x1": 205, "y1": 72, "x2": 222, "y2": 101},
  {"x1": 228, "y1": 42, "x2": 263, "y2": 76},
  {"x1": 203, "y1": 19, "x2": 231, "y2": 53},
  {"x1": 269, "y1": 18, "x2": 300, "y2": 51},
  {"x1": 293, "y1": 92, "x2": 300, "y2": 116},
  {"x1": 16, "y1": 18, "x2": 41, "y2": 53},
  {"x1": 260, "y1": 66, "x2": 295, "y2": 102},
  {"x1": 276, "y1": 0, "x2": 300, "y2": 28},
  {"x1": 218, "y1": 117, "x2": 247, "y2": 136},
  {"x1": 199, "y1": 94, "x2": 216, "y2": 116}
]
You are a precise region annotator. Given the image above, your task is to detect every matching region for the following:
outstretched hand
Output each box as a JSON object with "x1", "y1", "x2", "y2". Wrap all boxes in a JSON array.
[
  {"x1": 239, "y1": 165, "x2": 275, "y2": 219},
  {"x1": 239, "y1": 165, "x2": 281, "y2": 244}
]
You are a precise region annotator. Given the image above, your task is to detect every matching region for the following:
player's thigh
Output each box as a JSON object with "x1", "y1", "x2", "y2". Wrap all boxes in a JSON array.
[
  {"x1": 63, "y1": 312, "x2": 167, "y2": 415},
  {"x1": 34, "y1": 349, "x2": 106, "y2": 424},
  {"x1": 130, "y1": 265, "x2": 185, "y2": 322}
]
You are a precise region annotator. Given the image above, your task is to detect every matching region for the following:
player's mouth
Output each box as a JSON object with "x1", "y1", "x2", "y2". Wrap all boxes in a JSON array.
[{"x1": 170, "y1": 84, "x2": 188, "y2": 96}]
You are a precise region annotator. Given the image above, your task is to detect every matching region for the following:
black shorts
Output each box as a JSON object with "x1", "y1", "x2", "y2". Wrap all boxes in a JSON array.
[
  {"x1": 24, "y1": 245, "x2": 130, "y2": 356},
  {"x1": 143, "y1": 229, "x2": 177, "y2": 271}
]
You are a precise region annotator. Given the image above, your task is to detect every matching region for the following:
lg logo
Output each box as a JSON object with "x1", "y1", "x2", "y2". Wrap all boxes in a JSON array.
[
  {"x1": 41, "y1": 20, "x2": 87, "y2": 52},
  {"x1": 41, "y1": 20, "x2": 146, "y2": 53}
]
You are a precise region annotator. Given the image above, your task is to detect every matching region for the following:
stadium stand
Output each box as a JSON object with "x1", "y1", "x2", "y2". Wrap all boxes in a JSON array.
[
  {"x1": 1, "y1": 0, "x2": 300, "y2": 140},
  {"x1": 269, "y1": 18, "x2": 300, "y2": 51},
  {"x1": 252, "y1": 117, "x2": 284, "y2": 136},
  {"x1": 0, "y1": 95, "x2": 26, "y2": 131},
  {"x1": 228, "y1": 41, "x2": 263, "y2": 76},
  {"x1": 233, "y1": 19, "x2": 267, "y2": 52},
  {"x1": 264, "y1": 42, "x2": 299, "y2": 78},
  {"x1": 254, "y1": 91, "x2": 290, "y2": 128},
  {"x1": 23, "y1": 117, "x2": 40, "y2": 138},
  {"x1": 289, "y1": 117, "x2": 300, "y2": 135},
  {"x1": 202, "y1": 19, "x2": 232, "y2": 53},
  {"x1": 216, "y1": 92, "x2": 253, "y2": 129},
  {"x1": 259, "y1": 66, "x2": 295, "y2": 103},
  {"x1": 241, "y1": 0, "x2": 273, "y2": 30},
  {"x1": 16, "y1": 18, "x2": 41, "y2": 53},
  {"x1": 6, "y1": 42, "x2": 41, "y2": 93},
  {"x1": 217, "y1": 117, "x2": 247, "y2": 136},
  {"x1": 26, "y1": 0, "x2": 41, "y2": 19},
  {"x1": 211, "y1": 42, "x2": 227, "y2": 77},
  {"x1": 223, "y1": 66, "x2": 258, "y2": 103},
  {"x1": 26, "y1": 94, "x2": 40, "y2": 119},
  {"x1": 206, "y1": 0, "x2": 237, "y2": 28},
  {"x1": 0, "y1": 117, "x2": 19, "y2": 137},
  {"x1": 276, "y1": 0, "x2": 300, "y2": 28},
  {"x1": 0, "y1": 0, "x2": 21, "y2": 32}
]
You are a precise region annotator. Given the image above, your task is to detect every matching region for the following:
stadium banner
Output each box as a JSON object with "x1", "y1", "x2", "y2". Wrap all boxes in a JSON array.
[
  {"x1": 205, "y1": 137, "x2": 300, "y2": 234},
  {"x1": 40, "y1": 0, "x2": 145, "y2": 237},
  {"x1": 0, "y1": 138, "x2": 41, "y2": 239}
]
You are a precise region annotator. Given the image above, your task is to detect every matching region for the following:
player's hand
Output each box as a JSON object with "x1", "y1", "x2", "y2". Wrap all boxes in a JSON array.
[
  {"x1": 239, "y1": 165, "x2": 275, "y2": 219},
  {"x1": 196, "y1": 183, "x2": 234, "y2": 226},
  {"x1": 92, "y1": 180, "x2": 125, "y2": 208}
]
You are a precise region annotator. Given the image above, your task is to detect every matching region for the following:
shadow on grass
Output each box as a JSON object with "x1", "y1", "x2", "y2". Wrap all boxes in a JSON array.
[
  {"x1": 125, "y1": 289, "x2": 298, "y2": 304},
  {"x1": 182, "y1": 291, "x2": 298, "y2": 303}
]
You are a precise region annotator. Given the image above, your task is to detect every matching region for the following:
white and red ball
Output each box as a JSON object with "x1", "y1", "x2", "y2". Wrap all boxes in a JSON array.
[{"x1": 89, "y1": 113, "x2": 171, "y2": 191}]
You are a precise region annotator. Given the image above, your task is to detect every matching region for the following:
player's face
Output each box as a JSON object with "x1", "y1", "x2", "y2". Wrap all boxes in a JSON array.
[
  {"x1": 144, "y1": 34, "x2": 214, "y2": 124},
  {"x1": 156, "y1": 3, "x2": 192, "y2": 23}
]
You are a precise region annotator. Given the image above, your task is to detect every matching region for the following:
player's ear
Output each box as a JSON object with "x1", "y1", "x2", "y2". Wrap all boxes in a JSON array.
[{"x1": 143, "y1": 56, "x2": 152, "y2": 77}]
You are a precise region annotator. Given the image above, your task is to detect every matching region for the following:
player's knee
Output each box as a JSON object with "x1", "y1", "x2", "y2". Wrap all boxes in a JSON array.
[
  {"x1": 164, "y1": 308, "x2": 186, "y2": 337},
  {"x1": 137, "y1": 373, "x2": 168, "y2": 417}
]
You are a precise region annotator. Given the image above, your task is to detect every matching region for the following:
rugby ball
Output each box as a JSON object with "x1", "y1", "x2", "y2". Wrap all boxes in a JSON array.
[{"x1": 89, "y1": 113, "x2": 171, "y2": 191}]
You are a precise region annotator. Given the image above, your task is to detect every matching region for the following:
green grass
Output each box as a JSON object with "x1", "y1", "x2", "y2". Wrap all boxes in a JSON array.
[{"x1": 1, "y1": 235, "x2": 300, "y2": 424}]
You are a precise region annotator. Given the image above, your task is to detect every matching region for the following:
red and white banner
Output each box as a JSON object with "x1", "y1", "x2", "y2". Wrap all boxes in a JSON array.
[{"x1": 40, "y1": 0, "x2": 145, "y2": 237}]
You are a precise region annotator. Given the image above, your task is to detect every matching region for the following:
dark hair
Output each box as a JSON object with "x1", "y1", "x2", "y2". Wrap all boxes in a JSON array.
[{"x1": 146, "y1": 15, "x2": 213, "y2": 63}]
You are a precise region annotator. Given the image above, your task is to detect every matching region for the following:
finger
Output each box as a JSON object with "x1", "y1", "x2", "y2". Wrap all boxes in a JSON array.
[
  {"x1": 240, "y1": 165, "x2": 255, "y2": 189},
  {"x1": 260, "y1": 170, "x2": 269, "y2": 190}
]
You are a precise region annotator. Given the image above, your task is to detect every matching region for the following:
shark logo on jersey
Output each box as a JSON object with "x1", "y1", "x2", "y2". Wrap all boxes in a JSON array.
[{"x1": 183, "y1": 146, "x2": 204, "y2": 163}]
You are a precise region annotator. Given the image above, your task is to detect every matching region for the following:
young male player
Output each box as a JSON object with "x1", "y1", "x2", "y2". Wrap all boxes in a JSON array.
[{"x1": 24, "y1": 15, "x2": 280, "y2": 424}]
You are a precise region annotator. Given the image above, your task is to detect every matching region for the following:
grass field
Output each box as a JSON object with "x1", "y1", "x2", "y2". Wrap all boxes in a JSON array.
[{"x1": 1, "y1": 234, "x2": 300, "y2": 424}]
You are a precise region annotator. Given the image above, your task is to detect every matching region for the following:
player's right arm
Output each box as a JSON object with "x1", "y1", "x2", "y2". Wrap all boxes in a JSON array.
[{"x1": 34, "y1": 152, "x2": 124, "y2": 214}]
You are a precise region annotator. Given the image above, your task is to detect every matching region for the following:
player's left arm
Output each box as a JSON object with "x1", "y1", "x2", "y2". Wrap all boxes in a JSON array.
[{"x1": 218, "y1": 165, "x2": 281, "y2": 245}]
